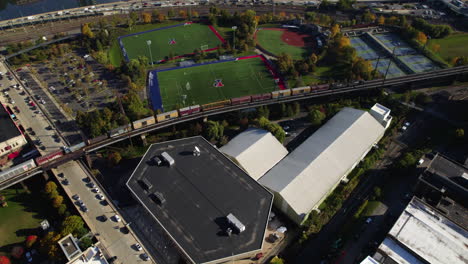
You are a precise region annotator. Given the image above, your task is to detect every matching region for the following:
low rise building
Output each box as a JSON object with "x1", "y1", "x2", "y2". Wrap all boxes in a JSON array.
[
  {"x1": 0, "y1": 103, "x2": 27, "y2": 163},
  {"x1": 372, "y1": 197, "x2": 467, "y2": 264},
  {"x1": 220, "y1": 128, "x2": 288, "y2": 180},
  {"x1": 126, "y1": 137, "x2": 273, "y2": 264},
  {"x1": 259, "y1": 104, "x2": 391, "y2": 224}
]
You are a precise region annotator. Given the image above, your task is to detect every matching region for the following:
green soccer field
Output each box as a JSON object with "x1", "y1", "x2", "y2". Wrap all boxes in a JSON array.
[
  {"x1": 156, "y1": 57, "x2": 278, "y2": 111},
  {"x1": 120, "y1": 23, "x2": 223, "y2": 62}
]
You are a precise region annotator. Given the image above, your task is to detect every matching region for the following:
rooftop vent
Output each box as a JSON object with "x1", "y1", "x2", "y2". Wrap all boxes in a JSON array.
[
  {"x1": 151, "y1": 192, "x2": 166, "y2": 205},
  {"x1": 193, "y1": 146, "x2": 201, "y2": 156},
  {"x1": 161, "y1": 152, "x2": 175, "y2": 166},
  {"x1": 226, "y1": 213, "x2": 245, "y2": 233}
]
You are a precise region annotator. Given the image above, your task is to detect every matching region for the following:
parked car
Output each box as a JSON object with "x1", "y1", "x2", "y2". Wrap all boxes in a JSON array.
[
  {"x1": 92, "y1": 188, "x2": 100, "y2": 193},
  {"x1": 72, "y1": 194, "x2": 80, "y2": 200},
  {"x1": 134, "y1": 243, "x2": 142, "y2": 251},
  {"x1": 141, "y1": 253, "x2": 150, "y2": 261},
  {"x1": 114, "y1": 214, "x2": 121, "y2": 222},
  {"x1": 96, "y1": 194, "x2": 104, "y2": 200}
]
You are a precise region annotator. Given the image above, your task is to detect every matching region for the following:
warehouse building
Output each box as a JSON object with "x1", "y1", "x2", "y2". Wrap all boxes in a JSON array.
[
  {"x1": 0, "y1": 103, "x2": 27, "y2": 163},
  {"x1": 126, "y1": 137, "x2": 273, "y2": 264},
  {"x1": 220, "y1": 128, "x2": 288, "y2": 180},
  {"x1": 259, "y1": 104, "x2": 392, "y2": 224},
  {"x1": 372, "y1": 197, "x2": 468, "y2": 264}
]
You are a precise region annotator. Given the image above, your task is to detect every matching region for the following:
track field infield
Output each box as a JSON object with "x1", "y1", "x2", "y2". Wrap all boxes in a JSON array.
[
  {"x1": 119, "y1": 22, "x2": 225, "y2": 63},
  {"x1": 149, "y1": 55, "x2": 284, "y2": 111}
]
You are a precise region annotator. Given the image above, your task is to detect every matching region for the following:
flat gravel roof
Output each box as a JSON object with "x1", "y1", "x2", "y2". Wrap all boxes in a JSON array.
[
  {"x1": 126, "y1": 137, "x2": 273, "y2": 264},
  {"x1": 0, "y1": 103, "x2": 21, "y2": 142}
]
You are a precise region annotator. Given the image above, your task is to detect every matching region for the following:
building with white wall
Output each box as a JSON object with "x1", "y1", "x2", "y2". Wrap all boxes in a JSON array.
[{"x1": 259, "y1": 104, "x2": 391, "y2": 224}]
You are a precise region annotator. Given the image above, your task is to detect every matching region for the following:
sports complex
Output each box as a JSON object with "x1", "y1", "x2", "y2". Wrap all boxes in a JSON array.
[
  {"x1": 148, "y1": 55, "x2": 284, "y2": 111},
  {"x1": 118, "y1": 22, "x2": 225, "y2": 63}
]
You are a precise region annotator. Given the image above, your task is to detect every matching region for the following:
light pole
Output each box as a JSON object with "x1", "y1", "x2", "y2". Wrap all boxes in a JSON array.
[
  {"x1": 232, "y1": 26, "x2": 237, "y2": 50},
  {"x1": 146, "y1": 40, "x2": 153, "y2": 66},
  {"x1": 383, "y1": 42, "x2": 399, "y2": 84}
]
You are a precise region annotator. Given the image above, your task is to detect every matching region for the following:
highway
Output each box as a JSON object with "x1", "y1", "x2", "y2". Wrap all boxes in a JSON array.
[{"x1": 1, "y1": 64, "x2": 467, "y2": 190}]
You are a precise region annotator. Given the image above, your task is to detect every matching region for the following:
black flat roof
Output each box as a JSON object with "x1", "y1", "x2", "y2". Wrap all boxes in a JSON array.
[
  {"x1": 0, "y1": 103, "x2": 21, "y2": 142},
  {"x1": 127, "y1": 137, "x2": 273, "y2": 264}
]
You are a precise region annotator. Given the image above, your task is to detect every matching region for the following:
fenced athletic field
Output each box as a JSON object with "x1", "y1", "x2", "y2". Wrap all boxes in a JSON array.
[
  {"x1": 148, "y1": 55, "x2": 283, "y2": 111},
  {"x1": 118, "y1": 23, "x2": 225, "y2": 63}
]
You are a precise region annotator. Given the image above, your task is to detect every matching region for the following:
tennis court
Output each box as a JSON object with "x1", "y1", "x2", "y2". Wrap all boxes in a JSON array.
[
  {"x1": 371, "y1": 59, "x2": 406, "y2": 78},
  {"x1": 119, "y1": 23, "x2": 225, "y2": 63},
  {"x1": 149, "y1": 55, "x2": 282, "y2": 111},
  {"x1": 400, "y1": 55, "x2": 438, "y2": 73},
  {"x1": 351, "y1": 37, "x2": 385, "y2": 60},
  {"x1": 374, "y1": 33, "x2": 417, "y2": 56}
]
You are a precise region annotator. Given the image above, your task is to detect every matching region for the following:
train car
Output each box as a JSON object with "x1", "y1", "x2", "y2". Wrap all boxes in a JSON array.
[
  {"x1": 108, "y1": 124, "x2": 132, "y2": 138},
  {"x1": 201, "y1": 100, "x2": 231, "y2": 111},
  {"x1": 271, "y1": 89, "x2": 292, "y2": 99},
  {"x1": 231, "y1": 96, "x2": 252, "y2": 105},
  {"x1": 69, "y1": 142, "x2": 86, "y2": 153},
  {"x1": 251, "y1": 93, "x2": 272, "y2": 101},
  {"x1": 0, "y1": 159, "x2": 37, "y2": 182},
  {"x1": 86, "y1": 134, "x2": 108, "y2": 145},
  {"x1": 178, "y1": 105, "x2": 201, "y2": 116},
  {"x1": 132, "y1": 116, "x2": 156, "y2": 130},
  {"x1": 156, "y1": 110, "x2": 179, "y2": 122},
  {"x1": 291, "y1": 86, "x2": 311, "y2": 95},
  {"x1": 35, "y1": 149, "x2": 64, "y2": 166},
  {"x1": 311, "y1": 84, "x2": 329, "y2": 92}
]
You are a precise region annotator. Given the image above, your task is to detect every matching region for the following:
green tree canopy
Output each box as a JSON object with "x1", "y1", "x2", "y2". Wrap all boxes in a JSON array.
[
  {"x1": 309, "y1": 109, "x2": 326, "y2": 126},
  {"x1": 61, "y1": 215, "x2": 85, "y2": 237}
]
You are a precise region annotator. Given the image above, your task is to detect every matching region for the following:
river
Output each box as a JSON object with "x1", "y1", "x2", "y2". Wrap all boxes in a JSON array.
[{"x1": 0, "y1": 0, "x2": 120, "y2": 21}]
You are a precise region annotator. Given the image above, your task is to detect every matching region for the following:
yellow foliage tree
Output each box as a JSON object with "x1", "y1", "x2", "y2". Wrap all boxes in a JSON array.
[
  {"x1": 338, "y1": 36, "x2": 351, "y2": 48},
  {"x1": 142, "y1": 13, "x2": 151, "y2": 24},
  {"x1": 52, "y1": 195, "x2": 63, "y2": 208},
  {"x1": 158, "y1": 13, "x2": 166, "y2": 21},
  {"x1": 192, "y1": 11, "x2": 199, "y2": 18},
  {"x1": 310, "y1": 53, "x2": 318, "y2": 64},
  {"x1": 387, "y1": 16, "x2": 398, "y2": 25},
  {"x1": 179, "y1": 10, "x2": 187, "y2": 19},
  {"x1": 279, "y1": 11, "x2": 286, "y2": 17},
  {"x1": 377, "y1": 15, "x2": 385, "y2": 25},
  {"x1": 431, "y1": 43, "x2": 440, "y2": 52},
  {"x1": 331, "y1": 24, "x2": 340, "y2": 37},
  {"x1": 416, "y1": 31, "x2": 427, "y2": 45},
  {"x1": 81, "y1": 23, "x2": 94, "y2": 38}
]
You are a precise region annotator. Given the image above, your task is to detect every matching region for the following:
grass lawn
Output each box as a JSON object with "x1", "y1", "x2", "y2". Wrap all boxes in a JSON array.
[
  {"x1": 153, "y1": 56, "x2": 278, "y2": 111},
  {"x1": 428, "y1": 33, "x2": 468, "y2": 62},
  {"x1": 120, "y1": 23, "x2": 224, "y2": 63},
  {"x1": 287, "y1": 66, "x2": 331, "y2": 87},
  {"x1": 256, "y1": 28, "x2": 309, "y2": 59},
  {"x1": 0, "y1": 188, "x2": 45, "y2": 251}
]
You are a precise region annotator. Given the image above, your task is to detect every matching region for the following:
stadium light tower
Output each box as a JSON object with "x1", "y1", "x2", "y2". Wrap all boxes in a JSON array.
[
  {"x1": 146, "y1": 40, "x2": 153, "y2": 66},
  {"x1": 232, "y1": 26, "x2": 237, "y2": 50}
]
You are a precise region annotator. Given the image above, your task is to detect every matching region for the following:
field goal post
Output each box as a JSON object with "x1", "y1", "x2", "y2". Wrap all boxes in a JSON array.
[{"x1": 200, "y1": 44, "x2": 209, "y2": 50}]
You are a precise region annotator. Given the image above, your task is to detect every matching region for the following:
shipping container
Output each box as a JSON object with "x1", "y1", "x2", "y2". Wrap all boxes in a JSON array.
[
  {"x1": 231, "y1": 96, "x2": 252, "y2": 105},
  {"x1": 132, "y1": 116, "x2": 156, "y2": 129},
  {"x1": 156, "y1": 110, "x2": 179, "y2": 122},
  {"x1": 291, "y1": 86, "x2": 311, "y2": 95}
]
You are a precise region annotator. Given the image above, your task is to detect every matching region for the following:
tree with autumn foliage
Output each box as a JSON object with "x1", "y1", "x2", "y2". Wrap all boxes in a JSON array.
[
  {"x1": 39, "y1": 232, "x2": 63, "y2": 261},
  {"x1": 81, "y1": 23, "x2": 94, "y2": 38},
  {"x1": 330, "y1": 24, "x2": 340, "y2": 38},
  {"x1": 179, "y1": 10, "x2": 187, "y2": 19},
  {"x1": 415, "y1": 31, "x2": 427, "y2": 45},
  {"x1": 0, "y1": 256, "x2": 11, "y2": 264},
  {"x1": 25, "y1": 235, "x2": 38, "y2": 248},
  {"x1": 141, "y1": 13, "x2": 151, "y2": 24},
  {"x1": 377, "y1": 15, "x2": 385, "y2": 25},
  {"x1": 431, "y1": 43, "x2": 440, "y2": 52}
]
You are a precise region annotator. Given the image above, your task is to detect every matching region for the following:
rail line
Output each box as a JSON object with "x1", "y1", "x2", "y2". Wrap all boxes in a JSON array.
[{"x1": 1, "y1": 65, "x2": 467, "y2": 190}]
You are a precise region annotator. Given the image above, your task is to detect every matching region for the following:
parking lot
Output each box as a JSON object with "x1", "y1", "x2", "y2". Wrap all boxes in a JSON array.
[{"x1": 30, "y1": 51, "x2": 126, "y2": 113}]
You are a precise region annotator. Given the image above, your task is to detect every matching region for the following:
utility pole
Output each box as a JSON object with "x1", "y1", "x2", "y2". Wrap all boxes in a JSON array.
[{"x1": 383, "y1": 43, "x2": 399, "y2": 84}]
